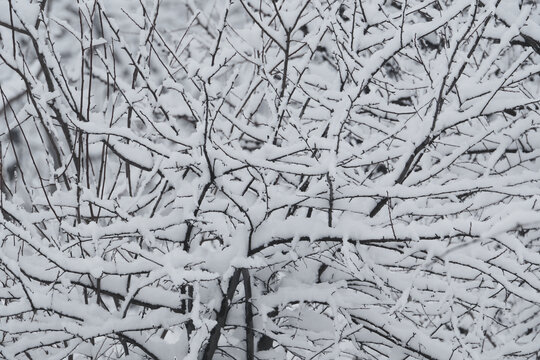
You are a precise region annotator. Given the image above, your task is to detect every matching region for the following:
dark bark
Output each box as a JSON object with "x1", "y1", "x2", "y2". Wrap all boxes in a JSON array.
[
  {"x1": 242, "y1": 268, "x2": 254, "y2": 360},
  {"x1": 202, "y1": 268, "x2": 242, "y2": 360}
]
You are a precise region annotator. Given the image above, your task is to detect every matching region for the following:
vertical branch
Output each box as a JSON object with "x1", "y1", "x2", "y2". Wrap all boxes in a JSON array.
[
  {"x1": 7, "y1": 0, "x2": 16, "y2": 58},
  {"x1": 210, "y1": 4, "x2": 229, "y2": 67},
  {"x1": 242, "y1": 268, "x2": 254, "y2": 360},
  {"x1": 280, "y1": 31, "x2": 290, "y2": 99},
  {"x1": 399, "y1": 0, "x2": 407, "y2": 47},
  {"x1": 202, "y1": 268, "x2": 242, "y2": 360},
  {"x1": 326, "y1": 173, "x2": 334, "y2": 228},
  {"x1": 351, "y1": 0, "x2": 357, "y2": 51}
]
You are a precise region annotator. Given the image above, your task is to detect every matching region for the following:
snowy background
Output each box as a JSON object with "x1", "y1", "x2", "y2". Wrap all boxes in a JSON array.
[{"x1": 0, "y1": 0, "x2": 539, "y2": 359}]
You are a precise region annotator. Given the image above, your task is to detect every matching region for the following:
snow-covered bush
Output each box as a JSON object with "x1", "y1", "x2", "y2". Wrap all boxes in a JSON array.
[{"x1": 1, "y1": 0, "x2": 539, "y2": 359}]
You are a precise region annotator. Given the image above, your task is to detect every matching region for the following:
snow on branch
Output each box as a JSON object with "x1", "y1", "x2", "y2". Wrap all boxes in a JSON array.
[{"x1": 0, "y1": 0, "x2": 539, "y2": 359}]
